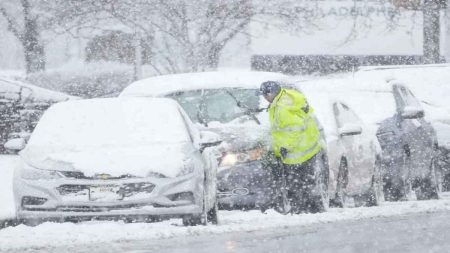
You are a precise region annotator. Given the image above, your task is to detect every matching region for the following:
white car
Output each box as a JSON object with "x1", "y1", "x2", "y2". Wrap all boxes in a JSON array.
[
  {"x1": 9, "y1": 97, "x2": 220, "y2": 226},
  {"x1": 301, "y1": 88, "x2": 384, "y2": 207}
]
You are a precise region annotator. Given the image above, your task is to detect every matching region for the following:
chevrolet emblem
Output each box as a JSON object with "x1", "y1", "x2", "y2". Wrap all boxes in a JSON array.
[{"x1": 96, "y1": 174, "x2": 112, "y2": 180}]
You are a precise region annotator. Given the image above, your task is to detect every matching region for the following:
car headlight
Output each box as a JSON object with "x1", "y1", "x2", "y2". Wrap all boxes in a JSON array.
[
  {"x1": 20, "y1": 163, "x2": 62, "y2": 180},
  {"x1": 220, "y1": 147, "x2": 263, "y2": 167}
]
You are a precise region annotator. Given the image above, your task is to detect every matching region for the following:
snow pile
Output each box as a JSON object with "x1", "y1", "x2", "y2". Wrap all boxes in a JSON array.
[
  {"x1": 2, "y1": 198, "x2": 450, "y2": 250},
  {"x1": 0, "y1": 155, "x2": 18, "y2": 220}
]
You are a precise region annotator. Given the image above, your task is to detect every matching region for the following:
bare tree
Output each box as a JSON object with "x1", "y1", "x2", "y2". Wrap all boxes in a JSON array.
[
  {"x1": 43, "y1": 0, "x2": 321, "y2": 74},
  {"x1": 0, "y1": 0, "x2": 46, "y2": 73},
  {"x1": 422, "y1": 0, "x2": 445, "y2": 63}
]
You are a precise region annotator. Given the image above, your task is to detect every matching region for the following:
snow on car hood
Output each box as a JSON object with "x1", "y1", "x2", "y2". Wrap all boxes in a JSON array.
[
  {"x1": 204, "y1": 122, "x2": 270, "y2": 152},
  {"x1": 21, "y1": 144, "x2": 193, "y2": 178}
]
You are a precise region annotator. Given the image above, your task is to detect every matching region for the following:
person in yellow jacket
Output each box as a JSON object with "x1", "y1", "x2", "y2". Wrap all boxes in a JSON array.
[{"x1": 259, "y1": 81, "x2": 327, "y2": 213}]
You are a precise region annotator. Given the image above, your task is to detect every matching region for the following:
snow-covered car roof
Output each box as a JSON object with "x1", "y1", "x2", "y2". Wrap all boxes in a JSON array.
[
  {"x1": 0, "y1": 78, "x2": 76, "y2": 102},
  {"x1": 354, "y1": 63, "x2": 450, "y2": 108},
  {"x1": 297, "y1": 77, "x2": 398, "y2": 126},
  {"x1": 120, "y1": 71, "x2": 293, "y2": 97},
  {"x1": 23, "y1": 97, "x2": 195, "y2": 178}
]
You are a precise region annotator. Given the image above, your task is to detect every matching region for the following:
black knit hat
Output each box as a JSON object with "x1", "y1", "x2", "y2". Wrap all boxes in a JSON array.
[{"x1": 259, "y1": 81, "x2": 281, "y2": 95}]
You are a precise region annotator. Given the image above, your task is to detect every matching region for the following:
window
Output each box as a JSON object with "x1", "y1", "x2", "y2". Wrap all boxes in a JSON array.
[{"x1": 167, "y1": 88, "x2": 261, "y2": 125}]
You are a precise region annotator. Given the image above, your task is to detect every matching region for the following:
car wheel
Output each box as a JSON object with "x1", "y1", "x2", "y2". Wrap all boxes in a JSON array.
[
  {"x1": 207, "y1": 200, "x2": 219, "y2": 225},
  {"x1": 183, "y1": 176, "x2": 218, "y2": 226},
  {"x1": 383, "y1": 152, "x2": 412, "y2": 201},
  {"x1": 364, "y1": 158, "x2": 385, "y2": 206},
  {"x1": 330, "y1": 157, "x2": 348, "y2": 208},
  {"x1": 415, "y1": 178, "x2": 439, "y2": 200},
  {"x1": 22, "y1": 218, "x2": 43, "y2": 227},
  {"x1": 415, "y1": 158, "x2": 439, "y2": 200},
  {"x1": 182, "y1": 214, "x2": 205, "y2": 226},
  {"x1": 364, "y1": 175, "x2": 384, "y2": 206}
]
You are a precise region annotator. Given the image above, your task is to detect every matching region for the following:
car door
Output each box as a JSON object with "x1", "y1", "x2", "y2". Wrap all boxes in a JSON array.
[
  {"x1": 392, "y1": 84, "x2": 437, "y2": 178},
  {"x1": 333, "y1": 102, "x2": 375, "y2": 194}
]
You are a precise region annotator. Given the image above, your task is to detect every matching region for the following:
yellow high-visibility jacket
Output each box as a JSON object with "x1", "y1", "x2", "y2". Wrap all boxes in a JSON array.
[{"x1": 269, "y1": 88, "x2": 321, "y2": 165}]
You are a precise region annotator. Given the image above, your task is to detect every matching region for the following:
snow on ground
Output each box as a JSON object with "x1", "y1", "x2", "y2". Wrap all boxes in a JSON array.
[
  {"x1": 0, "y1": 155, "x2": 18, "y2": 220},
  {"x1": 4, "y1": 155, "x2": 450, "y2": 250},
  {"x1": 2, "y1": 195, "x2": 450, "y2": 251}
]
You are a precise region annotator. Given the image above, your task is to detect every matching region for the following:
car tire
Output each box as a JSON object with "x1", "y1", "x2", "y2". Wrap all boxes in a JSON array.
[
  {"x1": 364, "y1": 175, "x2": 384, "y2": 206},
  {"x1": 22, "y1": 218, "x2": 42, "y2": 227},
  {"x1": 415, "y1": 177, "x2": 439, "y2": 200},
  {"x1": 182, "y1": 214, "x2": 205, "y2": 226},
  {"x1": 183, "y1": 179, "x2": 218, "y2": 226},
  {"x1": 383, "y1": 177, "x2": 406, "y2": 201},
  {"x1": 330, "y1": 157, "x2": 348, "y2": 208},
  {"x1": 364, "y1": 158, "x2": 385, "y2": 206},
  {"x1": 207, "y1": 200, "x2": 219, "y2": 225}
]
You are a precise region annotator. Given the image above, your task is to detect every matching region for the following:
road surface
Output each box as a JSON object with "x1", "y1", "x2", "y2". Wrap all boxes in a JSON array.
[{"x1": 30, "y1": 211, "x2": 450, "y2": 253}]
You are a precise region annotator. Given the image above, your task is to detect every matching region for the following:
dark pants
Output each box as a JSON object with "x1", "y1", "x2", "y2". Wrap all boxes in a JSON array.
[{"x1": 270, "y1": 154, "x2": 319, "y2": 213}]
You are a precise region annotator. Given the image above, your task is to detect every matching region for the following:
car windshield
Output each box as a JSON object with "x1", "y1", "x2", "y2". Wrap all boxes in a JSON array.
[
  {"x1": 26, "y1": 99, "x2": 191, "y2": 152},
  {"x1": 167, "y1": 88, "x2": 261, "y2": 124}
]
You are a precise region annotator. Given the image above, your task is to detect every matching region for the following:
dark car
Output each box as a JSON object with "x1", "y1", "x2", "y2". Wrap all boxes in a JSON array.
[
  {"x1": 299, "y1": 76, "x2": 440, "y2": 202},
  {"x1": 0, "y1": 78, "x2": 75, "y2": 153},
  {"x1": 376, "y1": 82, "x2": 439, "y2": 200},
  {"x1": 120, "y1": 71, "x2": 330, "y2": 211}
]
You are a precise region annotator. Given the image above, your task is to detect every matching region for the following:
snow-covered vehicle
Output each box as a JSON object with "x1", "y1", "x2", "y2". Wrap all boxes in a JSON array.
[
  {"x1": 301, "y1": 76, "x2": 440, "y2": 201},
  {"x1": 301, "y1": 87, "x2": 384, "y2": 207},
  {"x1": 0, "y1": 78, "x2": 75, "y2": 154},
  {"x1": 120, "y1": 71, "x2": 289, "y2": 210},
  {"x1": 10, "y1": 98, "x2": 220, "y2": 226},
  {"x1": 354, "y1": 64, "x2": 450, "y2": 192},
  {"x1": 120, "y1": 71, "x2": 331, "y2": 212}
]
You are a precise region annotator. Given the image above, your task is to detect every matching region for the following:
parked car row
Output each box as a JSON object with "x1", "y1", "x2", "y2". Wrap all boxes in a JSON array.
[
  {"x1": 0, "y1": 78, "x2": 75, "y2": 153},
  {"x1": 4, "y1": 66, "x2": 450, "y2": 226},
  {"x1": 119, "y1": 71, "x2": 388, "y2": 210}
]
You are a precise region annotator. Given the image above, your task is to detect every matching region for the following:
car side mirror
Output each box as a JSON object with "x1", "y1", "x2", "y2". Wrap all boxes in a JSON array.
[
  {"x1": 338, "y1": 124, "x2": 362, "y2": 137},
  {"x1": 400, "y1": 106, "x2": 424, "y2": 119},
  {"x1": 199, "y1": 131, "x2": 222, "y2": 152},
  {"x1": 4, "y1": 138, "x2": 26, "y2": 152}
]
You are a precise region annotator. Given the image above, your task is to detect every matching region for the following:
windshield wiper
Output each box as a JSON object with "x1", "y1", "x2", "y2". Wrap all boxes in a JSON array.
[{"x1": 225, "y1": 90, "x2": 261, "y2": 125}]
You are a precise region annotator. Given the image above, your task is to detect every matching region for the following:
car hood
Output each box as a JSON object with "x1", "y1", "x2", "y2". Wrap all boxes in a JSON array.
[
  {"x1": 205, "y1": 125, "x2": 270, "y2": 151},
  {"x1": 21, "y1": 144, "x2": 194, "y2": 178}
]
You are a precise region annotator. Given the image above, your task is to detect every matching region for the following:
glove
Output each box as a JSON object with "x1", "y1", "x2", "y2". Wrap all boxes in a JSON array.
[{"x1": 280, "y1": 147, "x2": 288, "y2": 159}]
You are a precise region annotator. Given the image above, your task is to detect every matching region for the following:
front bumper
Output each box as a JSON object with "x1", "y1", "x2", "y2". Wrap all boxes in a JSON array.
[
  {"x1": 14, "y1": 172, "x2": 203, "y2": 219},
  {"x1": 217, "y1": 160, "x2": 271, "y2": 208}
]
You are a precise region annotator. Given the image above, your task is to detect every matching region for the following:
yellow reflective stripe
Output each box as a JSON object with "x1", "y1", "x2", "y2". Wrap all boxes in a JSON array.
[
  {"x1": 284, "y1": 141, "x2": 320, "y2": 161},
  {"x1": 271, "y1": 116, "x2": 311, "y2": 132},
  {"x1": 272, "y1": 125, "x2": 307, "y2": 132}
]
